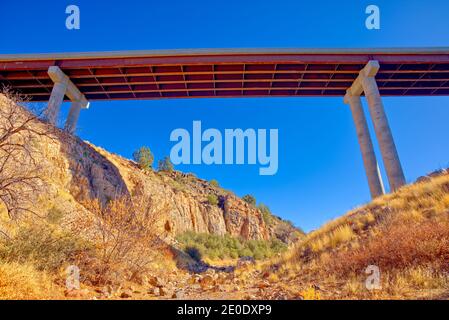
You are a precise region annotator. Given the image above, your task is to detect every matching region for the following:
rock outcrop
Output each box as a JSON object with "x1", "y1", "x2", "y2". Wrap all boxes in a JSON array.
[{"x1": 1, "y1": 94, "x2": 297, "y2": 242}]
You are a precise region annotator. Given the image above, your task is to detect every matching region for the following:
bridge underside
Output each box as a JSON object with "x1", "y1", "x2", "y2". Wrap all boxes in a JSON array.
[
  {"x1": 1, "y1": 48, "x2": 448, "y2": 198},
  {"x1": 1, "y1": 48, "x2": 449, "y2": 101}
]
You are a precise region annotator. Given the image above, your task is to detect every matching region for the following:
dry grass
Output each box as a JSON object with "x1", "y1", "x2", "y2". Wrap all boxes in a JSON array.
[
  {"x1": 296, "y1": 222, "x2": 356, "y2": 254},
  {"x1": 328, "y1": 217, "x2": 449, "y2": 276},
  {"x1": 299, "y1": 287, "x2": 321, "y2": 300},
  {"x1": 0, "y1": 262, "x2": 63, "y2": 300},
  {"x1": 275, "y1": 171, "x2": 449, "y2": 299}
]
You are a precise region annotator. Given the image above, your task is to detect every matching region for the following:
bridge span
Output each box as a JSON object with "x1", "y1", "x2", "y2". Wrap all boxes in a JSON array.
[{"x1": 1, "y1": 48, "x2": 449, "y2": 198}]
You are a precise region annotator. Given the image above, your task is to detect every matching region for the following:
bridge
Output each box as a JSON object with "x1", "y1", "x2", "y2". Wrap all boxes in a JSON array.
[{"x1": 1, "y1": 48, "x2": 449, "y2": 198}]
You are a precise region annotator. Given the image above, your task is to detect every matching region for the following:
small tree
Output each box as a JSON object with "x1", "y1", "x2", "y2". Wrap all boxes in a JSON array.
[
  {"x1": 210, "y1": 179, "x2": 219, "y2": 188},
  {"x1": 242, "y1": 194, "x2": 256, "y2": 206},
  {"x1": 158, "y1": 156, "x2": 174, "y2": 172},
  {"x1": 133, "y1": 146, "x2": 154, "y2": 170},
  {"x1": 0, "y1": 89, "x2": 53, "y2": 219}
]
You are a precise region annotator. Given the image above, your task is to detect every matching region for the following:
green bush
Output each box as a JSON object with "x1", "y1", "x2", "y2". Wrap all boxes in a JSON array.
[
  {"x1": 0, "y1": 223, "x2": 92, "y2": 272},
  {"x1": 207, "y1": 194, "x2": 219, "y2": 206},
  {"x1": 133, "y1": 146, "x2": 154, "y2": 170},
  {"x1": 242, "y1": 194, "x2": 256, "y2": 206},
  {"x1": 176, "y1": 231, "x2": 287, "y2": 261}
]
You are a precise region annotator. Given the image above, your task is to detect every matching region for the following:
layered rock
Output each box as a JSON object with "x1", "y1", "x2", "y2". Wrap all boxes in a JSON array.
[{"x1": 1, "y1": 94, "x2": 298, "y2": 242}]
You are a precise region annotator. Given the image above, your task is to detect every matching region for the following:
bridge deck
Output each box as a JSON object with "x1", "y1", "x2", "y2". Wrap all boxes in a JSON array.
[{"x1": 1, "y1": 48, "x2": 449, "y2": 101}]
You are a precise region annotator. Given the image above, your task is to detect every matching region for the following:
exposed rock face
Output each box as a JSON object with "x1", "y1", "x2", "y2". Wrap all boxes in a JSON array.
[
  {"x1": 1, "y1": 94, "x2": 297, "y2": 242},
  {"x1": 77, "y1": 148, "x2": 272, "y2": 240}
]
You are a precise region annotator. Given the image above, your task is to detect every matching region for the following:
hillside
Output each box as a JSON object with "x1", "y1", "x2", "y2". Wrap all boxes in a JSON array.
[
  {"x1": 176, "y1": 169, "x2": 449, "y2": 300},
  {"x1": 0, "y1": 91, "x2": 447, "y2": 300},
  {"x1": 0, "y1": 92, "x2": 299, "y2": 299},
  {"x1": 246, "y1": 169, "x2": 449, "y2": 300}
]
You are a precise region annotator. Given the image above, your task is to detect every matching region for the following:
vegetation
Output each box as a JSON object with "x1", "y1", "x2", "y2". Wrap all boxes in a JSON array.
[
  {"x1": 0, "y1": 89, "x2": 52, "y2": 219},
  {"x1": 258, "y1": 203, "x2": 274, "y2": 226},
  {"x1": 78, "y1": 196, "x2": 166, "y2": 284},
  {"x1": 0, "y1": 222, "x2": 91, "y2": 272},
  {"x1": 177, "y1": 231, "x2": 287, "y2": 261},
  {"x1": 210, "y1": 179, "x2": 219, "y2": 188},
  {"x1": 206, "y1": 194, "x2": 219, "y2": 206},
  {"x1": 242, "y1": 194, "x2": 256, "y2": 206},
  {"x1": 133, "y1": 146, "x2": 154, "y2": 170},
  {"x1": 158, "y1": 156, "x2": 174, "y2": 172},
  {"x1": 0, "y1": 262, "x2": 62, "y2": 299},
  {"x1": 274, "y1": 172, "x2": 449, "y2": 299}
]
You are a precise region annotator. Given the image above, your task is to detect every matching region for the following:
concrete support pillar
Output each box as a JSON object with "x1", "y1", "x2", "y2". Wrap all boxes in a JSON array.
[
  {"x1": 46, "y1": 66, "x2": 89, "y2": 134},
  {"x1": 345, "y1": 92, "x2": 385, "y2": 198},
  {"x1": 45, "y1": 81, "x2": 67, "y2": 125},
  {"x1": 64, "y1": 100, "x2": 82, "y2": 134},
  {"x1": 361, "y1": 76, "x2": 406, "y2": 191}
]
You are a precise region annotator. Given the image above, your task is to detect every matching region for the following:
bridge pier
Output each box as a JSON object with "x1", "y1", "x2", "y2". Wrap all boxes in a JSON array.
[
  {"x1": 46, "y1": 66, "x2": 89, "y2": 134},
  {"x1": 346, "y1": 60, "x2": 405, "y2": 195},
  {"x1": 45, "y1": 80, "x2": 68, "y2": 125},
  {"x1": 361, "y1": 73, "x2": 406, "y2": 192},
  {"x1": 344, "y1": 91, "x2": 385, "y2": 198},
  {"x1": 64, "y1": 100, "x2": 83, "y2": 134}
]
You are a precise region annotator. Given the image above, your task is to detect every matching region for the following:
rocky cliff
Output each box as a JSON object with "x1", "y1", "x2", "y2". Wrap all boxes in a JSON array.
[{"x1": 1, "y1": 94, "x2": 298, "y2": 243}]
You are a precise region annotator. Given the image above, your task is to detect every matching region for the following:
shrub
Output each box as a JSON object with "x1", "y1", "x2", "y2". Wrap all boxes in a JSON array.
[
  {"x1": 207, "y1": 194, "x2": 219, "y2": 206},
  {"x1": 46, "y1": 207, "x2": 65, "y2": 224},
  {"x1": 78, "y1": 197, "x2": 167, "y2": 285},
  {"x1": 158, "y1": 156, "x2": 174, "y2": 172},
  {"x1": 328, "y1": 218, "x2": 449, "y2": 276},
  {"x1": 0, "y1": 223, "x2": 91, "y2": 272},
  {"x1": 258, "y1": 203, "x2": 274, "y2": 225},
  {"x1": 176, "y1": 232, "x2": 287, "y2": 261},
  {"x1": 242, "y1": 194, "x2": 256, "y2": 206},
  {"x1": 133, "y1": 146, "x2": 154, "y2": 170},
  {"x1": 210, "y1": 179, "x2": 219, "y2": 188}
]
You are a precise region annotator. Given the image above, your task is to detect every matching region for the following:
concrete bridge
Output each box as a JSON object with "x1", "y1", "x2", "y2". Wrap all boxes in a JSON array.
[{"x1": 1, "y1": 48, "x2": 449, "y2": 198}]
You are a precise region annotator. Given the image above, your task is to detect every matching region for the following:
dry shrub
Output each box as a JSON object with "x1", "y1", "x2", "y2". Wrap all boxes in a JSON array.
[
  {"x1": 328, "y1": 217, "x2": 449, "y2": 276},
  {"x1": 0, "y1": 221, "x2": 92, "y2": 272},
  {"x1": 0, "y1": 89, "x2": 53, "y2": 219},
  {"x1": 76, "y1": 196, "x2": 168, "y2": 285}
]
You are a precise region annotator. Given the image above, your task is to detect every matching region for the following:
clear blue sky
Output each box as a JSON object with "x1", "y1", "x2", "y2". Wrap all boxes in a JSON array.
[{"x1": 1, "y1": 0, "x2": 449, "y2": 232}]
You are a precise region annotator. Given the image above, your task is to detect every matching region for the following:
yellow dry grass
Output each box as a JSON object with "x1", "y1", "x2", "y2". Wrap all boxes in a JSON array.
[
  {"x1": 274, "y1": 172, "x2": 449, "y2": 300},
  {"x1": 0, "y1": 262, "x2": 63, "y2": 300}
]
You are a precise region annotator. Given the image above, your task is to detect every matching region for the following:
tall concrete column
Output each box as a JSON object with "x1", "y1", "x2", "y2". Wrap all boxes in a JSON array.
[
  {"x1": 45, "y1": 81, "x2": 68, "y2": 125},
  {"x1": 64, "y1": 100, "x2": 82, "y2": 134},
  {"x1": 361, "y1": 75, "x2": 406, "y2": 191},
  {"x1": 345, "y1": 92, "x2": 385, "y2": 198}
]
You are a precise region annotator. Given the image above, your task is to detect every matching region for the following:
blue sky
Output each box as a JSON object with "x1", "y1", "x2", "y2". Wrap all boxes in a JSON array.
[{"x1": 1, "y1": 0, "x2": 449, "y2": 232}]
